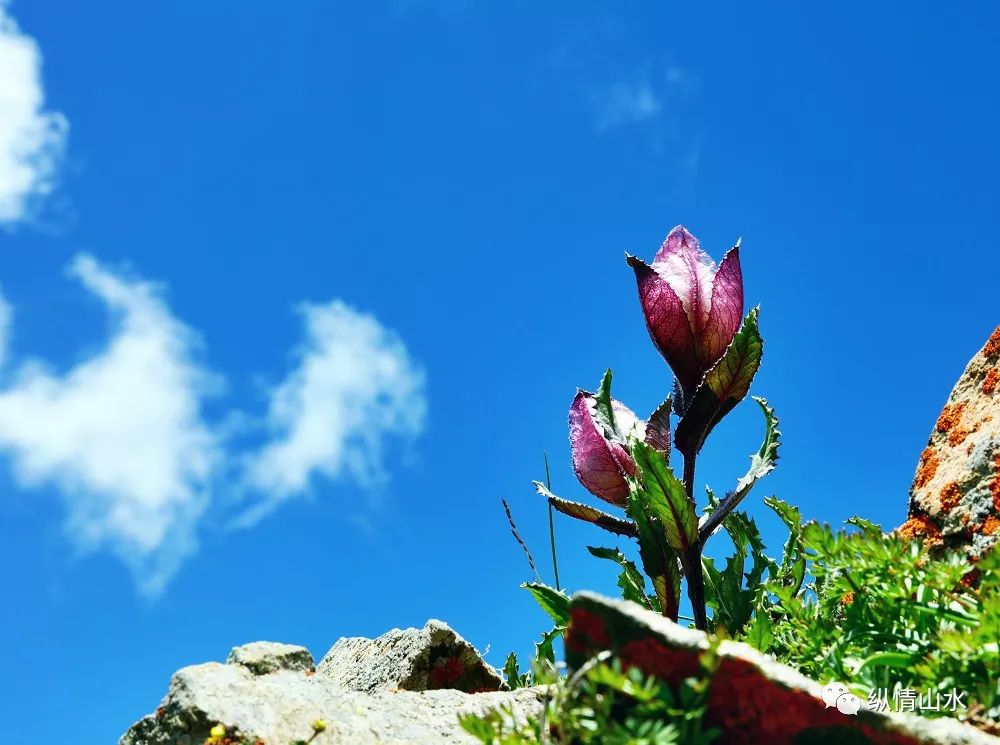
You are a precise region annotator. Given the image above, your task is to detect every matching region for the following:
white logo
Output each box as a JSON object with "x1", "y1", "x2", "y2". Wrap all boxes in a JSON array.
[{"x1": 822, "y1": 681, "x2": 863, "y2": 716}]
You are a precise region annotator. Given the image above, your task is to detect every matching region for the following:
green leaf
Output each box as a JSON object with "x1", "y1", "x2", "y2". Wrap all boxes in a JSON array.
[
  {"x1": 533, "y1": 626, "x2": 562, "y2": 668},
  {"x1": 744, "y1": 613, "x2": 774, "y2": 653},
  {"x1": 702, "y1": 508, "x2": 773, "y2": 634},
  {"x1": 698, "y1": 398, "x2": 781, "y2": 543},
  {"x1": 534, "y1": 482, "x2": 638, "y2": 538},
  {"x1": 627, "y1": 485, "x2": 681, "y2": 619},
  {"x1": 645, "y1": 395, "x2": 672, "y2": 457},
  {"x1": 675, "y1": 307, "x2": 763, "y2": 457},
  {"x1": 630, "y1": 438, "x2": 698, "y2": 557},
  {"x1": 521, "y1": 582, "x2": 570, "y2": 627},
  {"x1": 733, "y1": 397, "x2": 781, "y2": 496},
  {"x1": 593, "y1": 368, "x2": 619, "y2": 437},
  {"x1": 846, "y1": 516, "x2": 882, "y2": 536},
  {"x1": 502, "y1": 652, "x2": 530, "y2": 690},
  {"x1": 587, "y1": 545, "x2": 651, "y2": 609},
  {"x1": 854, "y1": 650, "x2": 916, "y2": 675},
  {"x1": 765, "y1": 495, "x2": 806, "y2": 596}
]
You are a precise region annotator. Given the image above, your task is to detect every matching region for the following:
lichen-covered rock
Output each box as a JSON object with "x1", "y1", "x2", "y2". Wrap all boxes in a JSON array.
[
  {"x1": 317, "y1": 619, "x2": 504, "y2": 694},
  {"x1": 120, "y1": 644, "x2": 542, "y2": 745},
  {"x1": 899, "y1": 326, "x2": 1000, "y2": 559},
  {"x1": 226, "y1": 641, "x2": 314, "y2": 675},
  {"x1": 565, "y1": 592, "x2": 999, "y2": 745}
]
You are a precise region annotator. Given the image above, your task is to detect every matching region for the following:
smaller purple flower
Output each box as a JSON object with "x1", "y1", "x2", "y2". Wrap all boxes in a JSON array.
[{"x1": 568, "y1": 391, "x2": 644, "y2": 507}]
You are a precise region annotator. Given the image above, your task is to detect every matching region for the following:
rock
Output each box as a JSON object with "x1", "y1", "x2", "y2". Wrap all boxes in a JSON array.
[
  {"x1": 226, "y1": 641, "x2": 314, "y2": 675},
  {"x1": 119, "y1": 655, "x2": 544, "y2": 745},
  {"x1": 317, "y1": 619, "x2": 504, "y2": 694},
  {"x1": 899, "y1": 326, "x2": 1000, "y2": 560},
  {"x1": 565, "y1": 592, "x2": 999, "y2": 745}
]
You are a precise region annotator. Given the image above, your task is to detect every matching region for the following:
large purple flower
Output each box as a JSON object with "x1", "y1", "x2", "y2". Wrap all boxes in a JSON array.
[
  {"x1": 569, "y1": 391, "x2": 646, "y2": 507},
  {"x1": 627, "y1": 225, "x2": 743, "y2": 396}
]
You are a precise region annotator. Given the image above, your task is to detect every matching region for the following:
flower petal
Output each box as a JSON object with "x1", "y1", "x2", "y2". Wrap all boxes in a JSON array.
[
  {"x1": 627, "y1": 254, "x2": 702, "y2": 393},
  {"x1": 652, "y1": 225, "x2": 716, "y2": 333},
  {"x1": 569, "y1": 391, "x2": 631, "y2": 506},
  {"x1": 699, "y1": 242, "x2": 744, "y2": 367}
]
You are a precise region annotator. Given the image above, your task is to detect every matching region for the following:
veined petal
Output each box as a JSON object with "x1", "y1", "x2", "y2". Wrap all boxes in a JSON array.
[
  {"x1": 627, "y1": 254, "x2": 702, "y2": 394},
  {"x1": 700, "y1": 243, "x2": 744, "y2": 367},
  {"x1": 652, "y1": 225, "x2": 716, "y2": 333},
  {"x1": 569, "y1": 391, "x2": 633, "y2": 506}
]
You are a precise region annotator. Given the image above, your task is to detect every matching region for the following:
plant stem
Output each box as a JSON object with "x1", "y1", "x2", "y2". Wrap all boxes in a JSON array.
[
  {"x1": 682, "y1": 452, "x2": 709, "y2": 632},
  {"x1": 544, "y1": 452, "x2": 561, "y2": 591}
]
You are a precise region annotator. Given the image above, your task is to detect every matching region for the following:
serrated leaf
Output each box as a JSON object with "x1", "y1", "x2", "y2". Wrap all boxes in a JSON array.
[
  {"x1": 675, "y1": 307, "x2": 763, "y2": 457},
  {"x1": 587, "y1": 545, "x2": 651, "y2": 609},
  {"x1": 698, "y1": 398, "x2": 781, "y2": 543},
  {"x1": 744, "y1": 613, "x2": 774, "y2": 653},
  {"x1": 765, "y1": 495, "x2": 806, "y2": 596},
  {"x1": 733, "y1": 397, "x2": 781, "y2": 495},
  {"x1": 631, "y1": 438, "x2": 697, "y2": 556},
  {"x1": 521, "y1": 582, "x2": 570, "y2": 627},
  {"x1": 533, "y1": 626, "x2": 562, "y2": 668},
  {"x1": 645, "y1": 395, "x2": 672, "y2": 457},
  {"x1": 534, "y1": 482, "x2": 638, "y2": 538},
  {"x1": 627, "y1": 486, "x2": 681, "y2": 619},
  {"x1": 846, "y1": 516, "x2": 883, "y2": 536},
  {"x1": 703, "y1": 508, "x2": 774, "y2": 635},
  {"x1": 502, "y1": 652, "x2": 529, "y2": 690},
  {"x1": 593, "y1": 368, "x2": 619, "y2": 437}
]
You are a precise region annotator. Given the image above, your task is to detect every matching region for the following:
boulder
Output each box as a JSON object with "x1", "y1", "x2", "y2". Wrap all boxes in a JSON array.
[
  {"x1": 119, "y1": 625, "x2": 540, "y2": 745},
  {"x1": 899, "y1": 326, "x2": 1000, "y2": 560},
  {"x1": 226, "y1": 641, "x2": 314, "y2": 676},
  {"x1": 317, "y1": 619, "x2": 504, "y2": 694},
  {"x1": 565, "y1": 592, "x2": 999, "y2": 745}
]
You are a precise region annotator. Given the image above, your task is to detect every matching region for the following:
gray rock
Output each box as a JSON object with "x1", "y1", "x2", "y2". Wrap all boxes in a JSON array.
[
  {"x1": 317, "y1": 619, "x2": 504, "y2": 694},
  {"x1": 119, "y1": 658, "x2": 545, "y2": 745},
  {"x1": 226, "y1": 641, "x2": 314, "y2": 676}
]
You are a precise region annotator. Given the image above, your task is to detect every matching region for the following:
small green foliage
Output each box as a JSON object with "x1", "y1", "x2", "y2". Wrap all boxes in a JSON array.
[
  {"x1": 754, "y1": 522, "x2": 1000, "y2": 727},
  {"x1": 460, "y1": 640, "x2": 723, "y2": 745},
  {"x1": 587, "y1": 545, "x2": 657, "y2": 611},
  {"x1": 522, "y1": 582, "x2": 570, "y2": 628}
]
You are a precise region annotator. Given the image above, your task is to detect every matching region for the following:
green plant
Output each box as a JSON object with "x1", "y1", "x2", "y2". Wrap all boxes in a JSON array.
[
  {"x1": 748, "y1": 519, "x2": 1000, "y2": 732},
  {"x1": 461, "y1": 638, "x2": 723, "y2": 744}
]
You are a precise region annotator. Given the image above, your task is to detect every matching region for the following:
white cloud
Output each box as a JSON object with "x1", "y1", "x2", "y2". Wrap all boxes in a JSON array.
[
  {"x1": 243, "y1": 300, "x2": 426, "y2": 520},
  {"x1": 0, "y1": 256, "x2": 221, "y2": 596},
  {"x1": 0, "y1": 262, "x2": 427, "y2": 594},
  {"x1": 593, "y1": 80, "x2": 662, "y2": 130},
  {"x1": 0, "y1": 0, "x2": 68, "y2": 226}
]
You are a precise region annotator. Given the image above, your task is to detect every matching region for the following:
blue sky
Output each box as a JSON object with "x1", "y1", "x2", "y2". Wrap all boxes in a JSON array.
[{"x1": 1, "y1": 1, "x2": 998, "y2": 741}]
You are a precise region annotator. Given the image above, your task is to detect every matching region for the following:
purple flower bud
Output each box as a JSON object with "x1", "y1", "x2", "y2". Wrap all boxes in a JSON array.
[
  {"x1": 627, "y1": 225, "x2": 743, "y2": 396},
  {"x1": 568, "y1": 390, "x2": 642, "y2": 507}
]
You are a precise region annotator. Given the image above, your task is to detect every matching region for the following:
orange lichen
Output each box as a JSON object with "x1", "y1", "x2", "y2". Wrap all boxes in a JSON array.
[
  {"x1": 940, "y1": 481, "x2": 963, "y2": 512},
  {"x1": 935, "y1": 402, "x2": 965, "y2": 434},
  {"x1": 993, "y1": 455, "x2": 1000, "y2": 513},
  {"x1": 839, "y1": 591, "x2": 855, "y2": 607},
  {"x1": 897, "y1": 512, "x2": 942, "y2": 545},
  {"x1": 913, "y1": 447, "x2": 939, "y2": 489},
  {"x1": 984, "y1": 368, "x2": 1000, "y2": 396},
  {"x1": 981, "y1": 516, "x2": 1000, "y2": 536},
  {"x1": 984, "y1": 326, "x2": 1000, "y2": 359},
  {"x1": 948, "y1": 425, "x2": 971, "y2": 447}
]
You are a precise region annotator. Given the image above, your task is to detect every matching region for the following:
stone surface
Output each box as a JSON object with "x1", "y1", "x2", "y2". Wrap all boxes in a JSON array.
[
  {"x1": 899, "y1": 326, "x2": 1000, "y2": 559},
  {"x1": 565, "y1": 592, "x2": 999, "y2": 745},
  {"x1": 317, "y1": 619, "x2": 504, "y2": 694},
  {"x1": 226, "y1": 642, "x2": 314, "y2": 676},
  {"x1": 119, "y1": 656, "x2": 545, "y2": 745}
]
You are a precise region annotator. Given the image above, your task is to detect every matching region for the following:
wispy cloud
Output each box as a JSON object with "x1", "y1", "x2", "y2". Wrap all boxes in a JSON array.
[
  {"x1": 0, "y1": 262, "x2": 427, "y2": 595},
  {"x1": 589, "y1": 65, "x2": 694, "y2": 134},
  {"x1": 0, "y1": 257, "x2": 221, "y2": 596},
  {"x1": 0, "y1": 0, "x2": 68, "y2": 227},
  {"x1": 241, "y1": 300, "x2": 426, "y2": 524}
]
